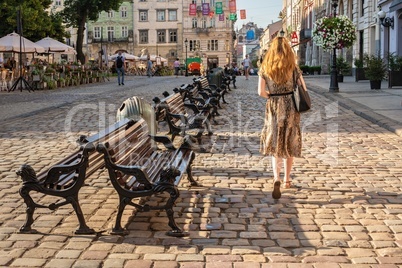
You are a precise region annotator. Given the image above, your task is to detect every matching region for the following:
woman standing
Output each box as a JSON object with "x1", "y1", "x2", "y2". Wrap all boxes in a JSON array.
[{"x1": 258, "y1": 36, "x2": 308, "y2": 199}]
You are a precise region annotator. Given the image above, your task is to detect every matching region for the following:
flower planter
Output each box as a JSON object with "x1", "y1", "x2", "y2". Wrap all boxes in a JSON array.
[
  {"x1": 388, "y1": 70, "x2": 402, "y2": 88},
  {"x1": 337, "y1": 74, "x2": 344, "y2": 83},
  {"x1": 370, "y1": 80, "x2": 381, "y2": 90}
]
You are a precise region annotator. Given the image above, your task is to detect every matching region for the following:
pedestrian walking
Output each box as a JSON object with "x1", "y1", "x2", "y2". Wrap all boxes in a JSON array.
[
  {"x1": 257, "y1": 36, "x2": 307, "y2": 199},
  {"x1": 242, "y1": 54, "x2": 251, "y2": 80},
  {"x1": 146, "y1": 56, "x2": 153, "y2": 77},
  {"x1": 173, "y1": 58, "x2": 180, "y2": 78},
  {"x1": 115, "y1": 51, "x2": 125, "y2": 85}
]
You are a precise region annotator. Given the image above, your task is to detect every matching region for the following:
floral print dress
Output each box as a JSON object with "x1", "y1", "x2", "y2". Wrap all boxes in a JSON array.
[{"x1": 260, "y1": 70, "x2": 302, "y2": 158}]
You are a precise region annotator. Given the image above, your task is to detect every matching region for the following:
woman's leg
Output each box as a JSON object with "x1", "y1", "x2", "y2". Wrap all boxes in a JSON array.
[
  {"x1": 272, "y1": 156, "x2": 283, "y2": 199},
  {"x1": 272, "y1": 156, "x2": 283, "y2": 181},
  {"x1": 284, "y1": 157, "x2": 294, "y2": 188}
]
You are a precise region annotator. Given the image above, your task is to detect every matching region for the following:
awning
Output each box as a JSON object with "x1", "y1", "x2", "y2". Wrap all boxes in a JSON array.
[{"x1": 390, "y1": 0, "x2": 402, "y2": 12}]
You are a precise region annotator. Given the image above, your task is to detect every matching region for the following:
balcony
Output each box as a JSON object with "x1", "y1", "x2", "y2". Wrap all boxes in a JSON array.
[
  {"x1": 300, "y1": 29, "x2": 312, "y2": 40},
  {"x1": 90, "y1": 37, "x2": 130, "y2": 43},
  {"x1": 195, "y1": 27, "x2": 210, "y2": 35}
]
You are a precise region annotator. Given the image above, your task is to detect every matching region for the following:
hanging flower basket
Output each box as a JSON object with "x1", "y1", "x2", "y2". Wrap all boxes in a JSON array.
[{"x1": 312, "y1": 15, "x2": 357, "y2": 51}]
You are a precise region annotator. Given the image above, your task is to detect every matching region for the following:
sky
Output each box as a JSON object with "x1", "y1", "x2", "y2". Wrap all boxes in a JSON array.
[{"x1": 234, "y1": 1, "x2": 283, "y2": 30}]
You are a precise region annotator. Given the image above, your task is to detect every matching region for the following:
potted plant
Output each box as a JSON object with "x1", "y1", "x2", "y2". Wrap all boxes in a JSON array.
[
  {"x1": 354, "y1": 57, "x2": 367, "y2": 82},
  {"x1": 387, "y1": 53, "x2": 402, "y2": 88},
  {"x1": 364, "y1": 54, "x2": 387, "y2": 90},
  {"x1": 336, "y1": 57, "x2": 351, "y2": 82},
  {"x1": 31, "y1": 69, "x2": 41, "y2": 82}
]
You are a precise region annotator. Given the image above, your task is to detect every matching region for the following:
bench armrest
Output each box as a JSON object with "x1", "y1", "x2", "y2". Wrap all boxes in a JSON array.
[
  {"x1": 184, "y1": 103, "x2": 201, "y2": 114},
  {"x1": 167, "y1": 112, "x2": 189, "y2": 125},
  {"x1": 96, "y1": 143, "x2": 151, "y2": 184},
  {"x1": 149, "y1": 135, "x2": 176, "y2": 150}
]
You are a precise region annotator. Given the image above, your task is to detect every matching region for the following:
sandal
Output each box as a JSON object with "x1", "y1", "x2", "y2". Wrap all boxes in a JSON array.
[
  {"x1": 272, "y1": 180, "x2": 282, "y2": 199},
  {"x1": 284, "y1": 181, "x2": 291, "y2": 189}
]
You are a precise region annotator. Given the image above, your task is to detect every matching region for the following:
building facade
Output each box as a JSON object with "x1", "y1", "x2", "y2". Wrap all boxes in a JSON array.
[{"x1": 182, "y1": 0, "x2": 236, "y2": 70}]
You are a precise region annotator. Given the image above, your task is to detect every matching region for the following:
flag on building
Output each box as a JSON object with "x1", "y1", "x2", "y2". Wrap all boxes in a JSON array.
[
  {"x1": 189, "y1": 4, "x2": 196, "y2": 16},
  {"x1": 229, "y1": 0, "x2": 236, "y2": 13},
  {"x1": 240, "y1": 9, "x2": 246, "y2": 19},
  {"x1": 202, "y1": 3, "x2": 210, "y2": 16},
  {"x1": 219, "y1": 14, "x2": 225, "y2": 21},
  {"x1": 216, "y1": 2, "x2": 223, "y2": 14}
]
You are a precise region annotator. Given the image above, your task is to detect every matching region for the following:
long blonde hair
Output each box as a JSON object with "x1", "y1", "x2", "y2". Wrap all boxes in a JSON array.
[{"x1": 260, "y1": 37, "x2": 296, "y2": 86}]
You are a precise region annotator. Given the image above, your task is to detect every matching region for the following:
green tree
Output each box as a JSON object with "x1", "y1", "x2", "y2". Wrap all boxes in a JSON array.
[
  {"x1": 0, "y1": 0, "x2": 68, "y2": 42},
  {"x1": 61, "y1": 0, "x2": 123, "y2": 64}
]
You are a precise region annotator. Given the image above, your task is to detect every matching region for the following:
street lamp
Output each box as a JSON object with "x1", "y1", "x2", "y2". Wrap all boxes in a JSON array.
[
  {"x1": 329, "y1": 0, "x2": 339, "y2": 92},
  {"x1": 378, "y1": 10, "x2": 394, "y2": 28},
  {"x1": 185, "y1": 38, "x2": 188, "y2": 77}
]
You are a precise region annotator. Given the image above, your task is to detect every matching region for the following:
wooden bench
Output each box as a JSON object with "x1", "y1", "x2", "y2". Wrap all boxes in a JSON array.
[
  {"x1": 96, "y1": 118, "x2": 197, "y2": 237},
  {"x1": 173, "y1": 84, "x2": 220, "y2": 119},
  {"x1": 155, "y1": 92, "x2": 213, "y2": 145},
  {"x1": 193, "y1": 76, "x2": 228, "y2": 107},
  {"x1": 16, "y1": 118, "x2": 132, "y2": 234}
]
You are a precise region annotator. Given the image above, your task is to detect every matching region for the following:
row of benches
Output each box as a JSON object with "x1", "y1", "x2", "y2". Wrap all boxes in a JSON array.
[{"x1": 16, "y1": 74, "x2": 234, "y2": 236}]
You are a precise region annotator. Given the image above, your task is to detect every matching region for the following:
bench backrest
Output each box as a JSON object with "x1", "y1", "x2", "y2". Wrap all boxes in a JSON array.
[
  {"x1": 99, "y1": 119, "x2": 182, "y2": 190},
  {"x1": 156, "y1": 93, "x2": 186, "y2": 125}
]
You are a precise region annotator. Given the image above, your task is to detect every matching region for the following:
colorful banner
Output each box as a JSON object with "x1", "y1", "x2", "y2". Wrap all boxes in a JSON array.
[
  {"x1": 202, "y1": 3, "x2": 210, "y2": 16},
  {"x1": 216, "y1": 2, "x2": 223, "y2": 14},
  {"x1": 219, "y1": 14, "x2": 225, "y2": 21},
  {"x1": 189, "y1": 4, "x2": 196, "y2": 16},
  {"x1": 229, "y1": 0, "x2": 236, "y2": 13},
  {"x1": 240, "y1": 9, "x2": 246, "y2": 19},
  {"x1": 209, "y1": 11, "x2": 215, "y2": 18},
  {"x1": 229, "y1": 13, "x2": 237, "y2": 21}
]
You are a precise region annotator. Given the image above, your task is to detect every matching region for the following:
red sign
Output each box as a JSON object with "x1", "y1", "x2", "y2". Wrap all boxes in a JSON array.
[
  {"x1": 240, "y1": 9, "x2": 246, "y2": 19},
  {"x1": 291, "y1": 31, "x2": 298, "y2": 44},
  {"x1": 229, "y1": 0, "x2": 236, "y2": 13},
  {"x1": 189, "y1": 4, "x2": 196, "y2": 16}
]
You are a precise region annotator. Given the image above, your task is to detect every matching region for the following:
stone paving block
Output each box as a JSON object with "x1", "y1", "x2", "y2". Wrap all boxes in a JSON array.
[
  {"x1": 124, "y1": 260, "x2": 153, "y2": 268},
  {"x1": 44, "y1": 259, "x2": 76, "y2": 268},
  {"x1": 10, "y1": 258, "x2": 48, "y2": 267}
]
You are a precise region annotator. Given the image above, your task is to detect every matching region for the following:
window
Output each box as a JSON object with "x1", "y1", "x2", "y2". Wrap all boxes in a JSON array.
[
  {"x1": 107, "y1": 27, "x2": 114, "y2": 42},
  {"x1": 157, "y1": 30, "x2": 166, "y2": 43},
  {"x1": 94, "y1": 27, "x2": 101, "y2": 39},
  {"x1": 189, "y1": 40, "x2": 200, "y2": 51},
  {"x1": 55, "y1": 0, "x2": 61, "y2": 6},
  {"x1": 191, "y1": 0, "x2": 197, "y2": 4},
  {"x1": 207, "y1": 40, "x2": 218, "y2": 51},
  {"x1": 360, "y1": 0, "x2": 364, "y2": 16},
  {"x1": 192, "y1": 18, "x2": 198, "y2": 28},
  {"x1": 139, "y1": 0, "x2": 147, "y2": 2},
  {"x1": 139, "y1": 30, "x2": 148, "y2": 43},
  {"x1": 157, "y1": 0, "x2": 166, "y2": 1},
  {"x1": 168, "y1": 10, "x2": 177, "y2": 21},
  {"x1": 139, "y1": 10, "x2": 148, "y2": 21},
  {"x1": 169, "y1": 29, "x2": 177, "y2": 43},
  {"x1": 210, "y1": 0, "x2": 215, "y2": 6},
  {"x1": 157, "y1": 10, "x2": 165, "y2": 21},
  {"x1": 121, "y1": 26, "x2": 128, "y2": 38},
  {"x1": 108, "y1": 11, "x2": 114, "y2": 18},
  {"x1": 201, "y1": 17, "x2": 207, "y2": 28},
  {"x1": 121, "y1": 7, "x2": 127, "y2": 18},
  {"x1": 210, "y1": 17, "x2": 215, "y2": 28}
]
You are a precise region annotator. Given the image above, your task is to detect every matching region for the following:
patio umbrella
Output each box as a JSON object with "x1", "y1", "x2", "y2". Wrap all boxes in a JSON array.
[
  {"x1": 108, "y1": 53, "x2": 139, "y2": 61},
  {"x1": 35, "y1": 36, "x2": 76, "y2": 54},
  {"x1": 138, "y1": 54, "x2": 167, "y2": 62},
  {"x1": 0, "y1": 32, "x2": 45, "y2": 53}
]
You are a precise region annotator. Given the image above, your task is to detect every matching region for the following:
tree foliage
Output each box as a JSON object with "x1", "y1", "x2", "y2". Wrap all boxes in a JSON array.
[
  {"x1": 0, "y1": 0, "x2": 68, "y2": 42},
  {"x1": 62, "y1": 0, "x2": 123, "y2": 63}
]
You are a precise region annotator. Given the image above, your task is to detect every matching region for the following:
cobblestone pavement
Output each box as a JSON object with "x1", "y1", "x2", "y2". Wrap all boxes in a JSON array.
[{"x1": 0, "y1": 75, "x2": 401, "y2": 267}]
